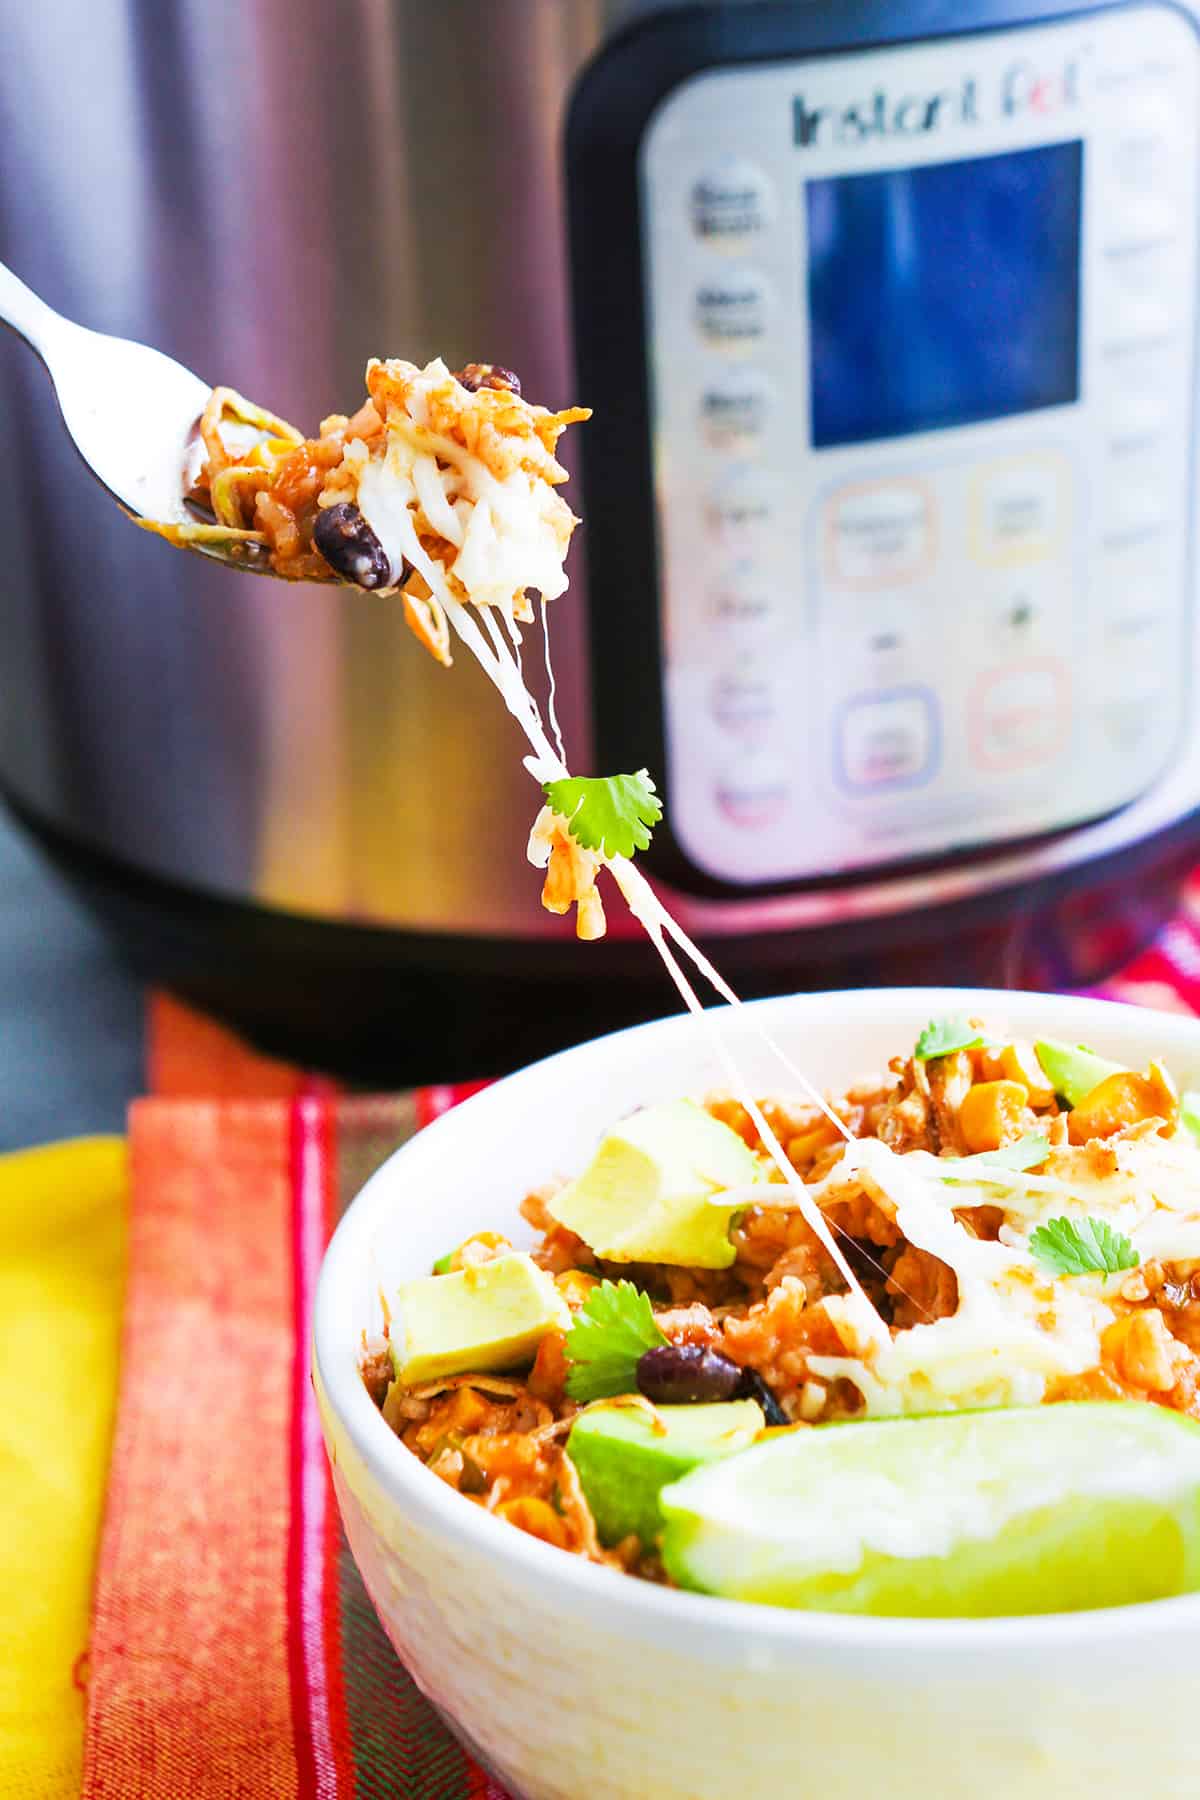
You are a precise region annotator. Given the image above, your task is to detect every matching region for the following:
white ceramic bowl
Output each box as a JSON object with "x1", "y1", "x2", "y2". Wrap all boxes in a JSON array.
[{"x1": 314, "y1": 987, "x2": 1200, "y2": 1800}]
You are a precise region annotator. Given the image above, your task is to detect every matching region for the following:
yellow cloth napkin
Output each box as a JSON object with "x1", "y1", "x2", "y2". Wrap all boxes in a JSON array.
[{"x1": 0, "y1": 1139, "x2": 127, "y2": 1799}]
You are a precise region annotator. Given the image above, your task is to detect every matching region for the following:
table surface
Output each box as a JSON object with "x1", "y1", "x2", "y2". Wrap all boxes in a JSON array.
[{"x1": 0, "y1": 804, "x2": 144, "y2": 1150}]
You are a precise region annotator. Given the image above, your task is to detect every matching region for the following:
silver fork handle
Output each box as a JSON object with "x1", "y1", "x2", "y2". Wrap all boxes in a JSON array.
[{"x1": 0, "y1": 258, "x2": 64, "y2": 360}]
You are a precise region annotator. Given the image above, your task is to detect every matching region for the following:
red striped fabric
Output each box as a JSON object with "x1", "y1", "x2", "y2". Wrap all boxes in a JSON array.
[
  {"x1": 84, "y1": 891, "x2": 1200, "y2": 1797},
  {"x1": 288, "y1": 1096, "x2": 355, "y2": 1798}
]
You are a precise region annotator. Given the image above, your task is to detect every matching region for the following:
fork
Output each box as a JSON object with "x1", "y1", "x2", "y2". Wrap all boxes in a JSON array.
[{"x1": 0, "y1": 256, "x2": 214, "y2": 530}]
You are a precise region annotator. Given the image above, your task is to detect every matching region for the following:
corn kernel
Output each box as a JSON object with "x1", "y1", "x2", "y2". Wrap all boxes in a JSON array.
[
  {"x1": 1101, "y1": 1311, "x2": 1177, "y2": 1393},
  {"x1": 1068, "y1": 1064, "x2": 1179, "y2": 1143},
  {"x1": 978, "y1": 1043, "x2": 1054, "y2": 1106},
  {"x1": 958, "y1": 1080, "x2": 1029, "y2": 1153},
  {"x1": 497, "y1": 1496, "x2": 571, "y2": 1548},
  {"x1": 787, "y1": 1120, "x2": 841, "y2": 1166}
]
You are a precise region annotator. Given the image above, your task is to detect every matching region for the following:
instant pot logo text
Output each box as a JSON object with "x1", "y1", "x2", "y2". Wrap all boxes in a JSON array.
[{"x1": 792, "y1": 48, "x2": 1088, "y2": 148}]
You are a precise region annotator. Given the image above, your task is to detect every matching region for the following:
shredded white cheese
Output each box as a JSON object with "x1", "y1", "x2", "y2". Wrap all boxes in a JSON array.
[{"x1": 800, "y1": 1131, "x2": 1200, "y2": 1417}]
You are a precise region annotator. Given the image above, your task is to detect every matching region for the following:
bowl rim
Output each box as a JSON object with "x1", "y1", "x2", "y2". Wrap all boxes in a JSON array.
[{"x1": 314, "y1": 984, "x2": 1200, "y2": 1655}]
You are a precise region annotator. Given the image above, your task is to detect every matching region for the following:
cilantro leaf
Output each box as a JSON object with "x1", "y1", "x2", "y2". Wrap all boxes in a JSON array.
[
  {"x1": 961, "y1": 1133, "x2": 1052, "y2": 1174},
  {"x1": 1028, "y1": 1216, "x2": 1139, "y2": 1278},
  {"x1": 542, "y1": 770, "x2": 663, "y2": 860},
  {"x1": 913, "y1": 1016, "x2": 995, "y2": 1061},
  {"x1": 936, "y1": 1133, "x2": 1052, "y2": 1186},
  {"x1": 563, "y1": 1279, "x2": 667, "y2": 1403}
]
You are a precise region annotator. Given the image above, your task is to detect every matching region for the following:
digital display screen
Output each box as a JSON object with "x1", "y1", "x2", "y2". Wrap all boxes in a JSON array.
[{"x1": 806, "y1": 141, "x2": 1083, "y2": 449}]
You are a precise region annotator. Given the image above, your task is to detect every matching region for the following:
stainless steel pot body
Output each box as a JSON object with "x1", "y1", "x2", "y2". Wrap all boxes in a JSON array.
[
  {"x1": 0, "y1": 0, "x2": 617, "y2": 939},
  {"x1": 1, "y1": 0, "x2": 1198, "y2": 957}
]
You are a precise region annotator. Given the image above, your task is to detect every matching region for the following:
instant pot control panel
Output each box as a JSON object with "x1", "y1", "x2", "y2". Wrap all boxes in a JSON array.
[{"x1": 571, "y1": 2, "x2": 1200, "y2": 893}]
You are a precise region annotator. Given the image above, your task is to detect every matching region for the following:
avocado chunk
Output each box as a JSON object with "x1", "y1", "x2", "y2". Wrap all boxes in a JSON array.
[
  {"x1": 567, "y1": 1397, "x2": 764, "y2": 1546},
  {"x1": 1033, "y1": 1038, "x2": 1129, "y2": 1108},
  {"x1": 547, "y1": 1099, "x2": 763, "y2": 1269},
  {"x1": 394, "y1": 1252, "x2": 570, "y2": 1386}
]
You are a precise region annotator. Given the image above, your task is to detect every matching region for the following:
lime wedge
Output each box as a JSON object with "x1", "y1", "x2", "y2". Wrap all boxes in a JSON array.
[{"x1": 660, "y1": 1403, "x2": 1200, "y2": 1616}]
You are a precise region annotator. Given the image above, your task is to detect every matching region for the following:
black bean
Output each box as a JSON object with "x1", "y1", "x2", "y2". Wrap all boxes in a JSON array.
[
  {"x1": 636, "y1": 1344, "x2": 743, "y2": 1405},
  {"x1": 313, "y1": 502, "x2": 393, "y2": 589},
  {"x1": 453, "y1": 361, "x2": 522, "y2": 396},
  {"x1": 734, "y1": 1367, "x2": 789, "y2": 1427}
]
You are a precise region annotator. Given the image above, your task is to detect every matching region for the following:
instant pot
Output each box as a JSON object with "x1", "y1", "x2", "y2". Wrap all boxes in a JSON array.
[{"x1": 1, "y1": 0, "x2": 1198, "y2": 1079}]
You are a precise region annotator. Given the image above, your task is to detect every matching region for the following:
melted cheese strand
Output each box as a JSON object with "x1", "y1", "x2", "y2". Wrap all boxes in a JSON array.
[
  {"x1": 540, "y1": 594, "x2": 567, "y2": 767},
  {"x1": 482, "y1": 599, "x2": 520, "y2": 672},
  {"x1": 613, "y1": 857, "x2": 853, "y2": 1145},
  {"x1": 498, "y1": 605, "x2": 534, "y2": 735},
  {"x1": 499, "y1": 601, "x2": 524, "y2": 651},
  {"x1": 357, "y1": 457, "x2": 567, "y2": 782},
  {"x1": 443, "y1": 593, "x2": 566, "y2": 783},
  {"x1": 485, "y1": 602, "x2": 537, "y2": 743},
  {"x1": 610, "y1": 858, "x2": 885, "y2": 1343}
]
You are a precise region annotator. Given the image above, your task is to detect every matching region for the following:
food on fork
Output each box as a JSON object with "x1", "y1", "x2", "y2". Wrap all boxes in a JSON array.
[
  {"x1": 142, "y1": 357, "x2": 669, "y2": 945},
  {"x1": 143, "y1": 359, "x2": 589, "y2": 667}
]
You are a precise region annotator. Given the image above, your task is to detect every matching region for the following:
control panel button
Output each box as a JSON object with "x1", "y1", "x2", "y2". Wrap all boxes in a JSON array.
[
  {"x1": 705, "y1": 469, "x2": 780, "y2": 550},
  {"x1": 1106, "y1": 425, "x2": 1168, "y2": 461},
  {"x1": 1098, "y1": 319, "x2": 1178, "y2": 369},
  {"x1": 710, "y1": 564, "x2": 787, "y2": 646},
  {"x1": 1107, "y1": 92, "x2": 1190, "y2": 192},
  {"x1": 1094, "y1": 55, "x2": 1178, "y2": 102},
  {"x1": 1096, "y1": 538, "x2": 1171, "y2": 622},
  {"x1": 847, "y1": 617, "x2": 911, "y2": 681},
  {"x1": 1102, "y1": 232, "x2": 1181, "y2": 302},
  {"x1": 1102, "y1": 450, "x2": 1176, "y2": 541},
  {"x1": 694, "y1": 268, "x2": 771, "y2": 349},
  {"x1": 1101, "y1": 467, "x2": 1172, "y2": 543},
  {"x1": 700, "y1": 369, "x2": 772, "y2": 450},
  {"x1": 710, "y1": 663, "x2": 781, "y2": 740},
  {"x1": 1094, "y1": 611, "x2": 1169, "y2": 703},
  {"x1": 970, "y1": 455, "x2": 1069, "y2": 566},
  {"x1": 824, "y1": 480, "x2": 935, "y2": 589},
  {"x1": 1101, "y1": 366, "x2": 1172, "y2": 437},
  {"x1": 1099, "y1": 188, "x2": 1179, "y2": 254},
  {"x1": 690, "y1": 158, "x2": 774, "y2": 245},
  {"x1": 1103, "y1": 292, "x2": 1176, "y2": 347},
  {"x1": 970, "y1": 660, "x2": 1070, "y2": 772},
  {"x1": 835, "y1": 688, "x2": 938, "y2": 792},
  {"x1": 1112, "y1": 131, "x2": 1172, "y2": 190},
  {"x1": 715, "y1": 750, "x2": 791, "y2": 829}
]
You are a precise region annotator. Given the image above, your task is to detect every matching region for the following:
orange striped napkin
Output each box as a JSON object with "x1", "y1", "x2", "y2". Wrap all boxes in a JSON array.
[{"x1": 82, "y1": 996, "x2": 498, "y2": 1799}]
